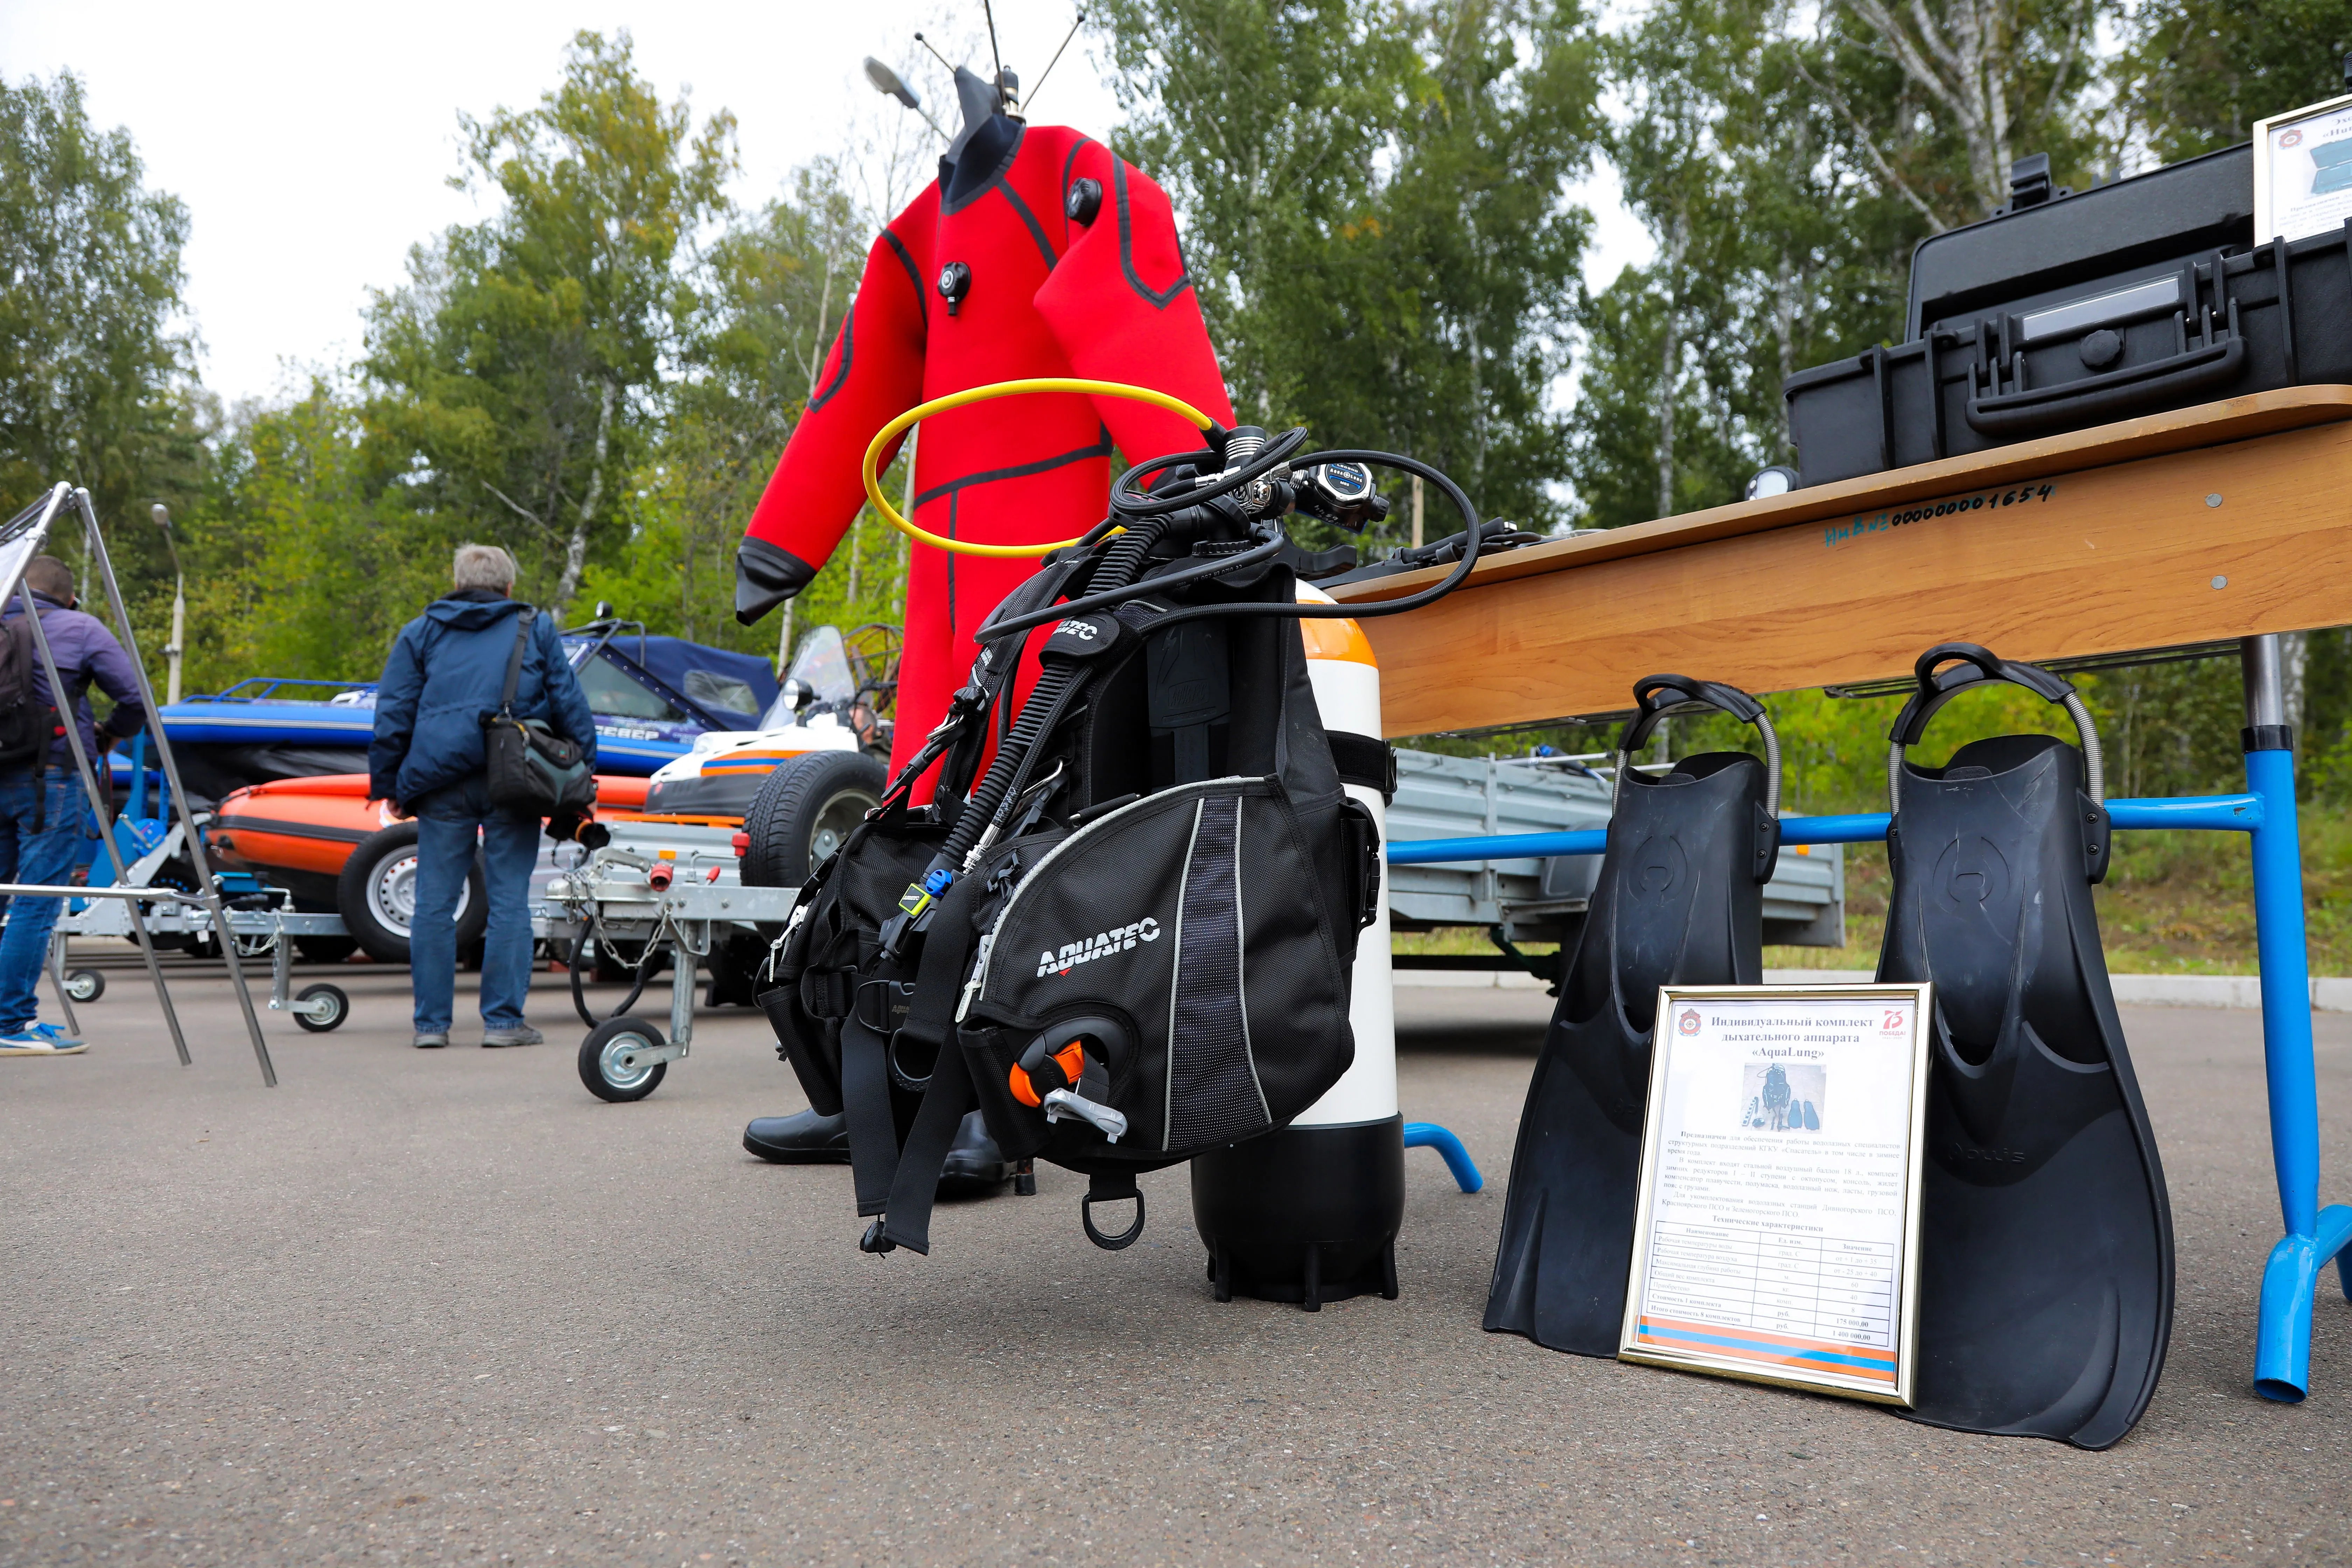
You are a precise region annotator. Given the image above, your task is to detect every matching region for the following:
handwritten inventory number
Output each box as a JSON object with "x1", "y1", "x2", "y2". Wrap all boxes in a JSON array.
[{"x1": 1825, "y1": 482, "x2": 2058, "y2": 548}]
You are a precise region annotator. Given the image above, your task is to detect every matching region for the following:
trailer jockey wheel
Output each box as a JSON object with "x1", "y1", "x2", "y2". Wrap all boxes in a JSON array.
[
  {"x1": 63, "y1": 969, "x2": 103, "y2": 1003},
  {"x1": 293, "y1": 982, "x2": 348, "y2": 1033},
  {"x1": 579, "y1": 1016, "x2": 668, "y2": 1102}
]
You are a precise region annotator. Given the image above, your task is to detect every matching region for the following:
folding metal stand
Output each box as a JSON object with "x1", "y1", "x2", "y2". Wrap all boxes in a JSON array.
[
  {"x1": 0, "y1": 484, "x2": 274, "y2": 1085},
  {"x1": 1389, "y1": 632, "x2": 2343, "y2": 1403}
]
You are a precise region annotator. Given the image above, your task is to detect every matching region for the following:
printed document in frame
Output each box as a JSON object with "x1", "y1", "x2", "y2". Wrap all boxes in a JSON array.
[
  {"x1": 2255, "y1": 91, "x2": 2352, "y2": 244},
  {"x1": 1618, "y1": 985, "x2": 1932, "y2": 1405}
]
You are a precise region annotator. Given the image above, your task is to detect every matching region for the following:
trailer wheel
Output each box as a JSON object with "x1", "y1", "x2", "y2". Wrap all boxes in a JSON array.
[
  {"x1": 293, "y1": 983, "x2": 349, "y2": 1033},
  {"x1": 741, "y1": 751, "x2": 886, "y2": 887},
  {"x1": 63, "y1": 969, "x2": 104, "y2": 1003},
  {"x1": 336, "y1": 823, "x2": 487, "y2": 965},
  {"x1": 579, "y1": 1016, "x2": 667, "y2": 1102}
]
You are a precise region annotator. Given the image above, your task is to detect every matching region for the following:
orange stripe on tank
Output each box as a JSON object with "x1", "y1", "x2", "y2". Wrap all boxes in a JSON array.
[{"x1": 1294, "y1": 584, "x2": 1377, "y2": 667}]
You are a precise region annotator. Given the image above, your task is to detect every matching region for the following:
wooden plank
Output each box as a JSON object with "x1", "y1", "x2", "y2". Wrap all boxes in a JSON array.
[
  {"x1": 1360, "y1": 416, "x2": 2352, "y2": 737},
  {"x1": 1331, "y1": 386, "x2": 2352, "y2": 607}
]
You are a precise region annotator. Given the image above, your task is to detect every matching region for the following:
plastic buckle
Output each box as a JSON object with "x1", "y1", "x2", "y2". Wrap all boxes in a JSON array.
[{"x1": 859, "y1": 1220, "x2": 898, "y2": 1255}]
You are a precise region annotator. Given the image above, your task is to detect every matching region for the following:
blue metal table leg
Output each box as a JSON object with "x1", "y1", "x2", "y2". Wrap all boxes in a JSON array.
[{"x1": 2242, "y1": 637, "x2": 2352, "y2": 1401}]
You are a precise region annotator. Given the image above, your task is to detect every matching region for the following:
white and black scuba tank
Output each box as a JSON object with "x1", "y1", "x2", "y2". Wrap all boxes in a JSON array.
[{"x1": 756, "y1": 426, "x2": 1487, "y2": 1260}]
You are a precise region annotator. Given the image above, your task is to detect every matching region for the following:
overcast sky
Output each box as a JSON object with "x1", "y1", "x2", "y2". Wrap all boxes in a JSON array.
[{"x1": 1, "y1": 1, "x2": 1648, "y2": 410}]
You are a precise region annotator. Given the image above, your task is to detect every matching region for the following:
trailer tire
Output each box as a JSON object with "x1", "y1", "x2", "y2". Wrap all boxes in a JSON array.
[
  {"x1": 741, "y1": 751, "x2": 886, "y2": 888},
  {"x1": 337, "y1": 822, "x2": 487, "y2": 966},
  {"x1": 293, "y1": 983, "x2": 349, "y2": 1032},
  {"x1": 579, "y1": 1016, "x2": 668, "y2": 1102}
]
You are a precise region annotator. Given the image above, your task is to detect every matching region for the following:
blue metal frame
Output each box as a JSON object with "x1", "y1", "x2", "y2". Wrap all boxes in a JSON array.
[
  {"x1": 1404, "y1": 1122, "x2": 1484, "y2": 1192},
  {"x1": 1388, "y1": 753, "x2": 2347, "y2": 1401}
]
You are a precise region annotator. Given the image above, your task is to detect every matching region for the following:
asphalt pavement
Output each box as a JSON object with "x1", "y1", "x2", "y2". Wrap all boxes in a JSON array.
[{"x1": 4, "y1": 958, "x2": 2351, "y2": 1565}]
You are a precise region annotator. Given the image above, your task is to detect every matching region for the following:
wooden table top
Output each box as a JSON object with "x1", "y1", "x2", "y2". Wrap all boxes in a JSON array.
[{"x1": 1325, "y1": 387, "x2": 2352, "y2": 737}]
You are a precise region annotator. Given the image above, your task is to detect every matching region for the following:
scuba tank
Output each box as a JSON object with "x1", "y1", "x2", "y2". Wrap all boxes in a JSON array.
[{"x1": 757, "y1": 426, "x2": 1489, "y2": 1258}]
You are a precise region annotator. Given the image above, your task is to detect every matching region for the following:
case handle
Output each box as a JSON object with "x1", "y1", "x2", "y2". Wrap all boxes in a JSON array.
[{"x1": 1965, "y1": 334, "x2": 2242, "y2": 440}]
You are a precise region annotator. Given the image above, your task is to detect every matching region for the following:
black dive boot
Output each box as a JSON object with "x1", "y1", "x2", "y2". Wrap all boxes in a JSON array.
[
  {"x1": 936, "y1": 1110, "x2": 1015, "y2": 1197},
  {"x1": 743, "y1": 1110, "x2": 850, "y2": 1163}
]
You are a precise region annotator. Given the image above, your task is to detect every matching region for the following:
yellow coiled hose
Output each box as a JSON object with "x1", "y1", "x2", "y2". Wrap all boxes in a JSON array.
[{"x1": 859, "y1": 378, "x2": 1218, "y2": 558}]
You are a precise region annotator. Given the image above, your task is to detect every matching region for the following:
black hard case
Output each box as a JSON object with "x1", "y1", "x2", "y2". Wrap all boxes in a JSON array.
[{"x1": 1782, "y1": 145, "x2": 2352, "y2": 487}]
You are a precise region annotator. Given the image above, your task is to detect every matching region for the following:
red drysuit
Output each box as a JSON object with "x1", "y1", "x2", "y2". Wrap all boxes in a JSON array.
[{"x1": 734, "y1": 114, "x2": 1235, "y2": 788}]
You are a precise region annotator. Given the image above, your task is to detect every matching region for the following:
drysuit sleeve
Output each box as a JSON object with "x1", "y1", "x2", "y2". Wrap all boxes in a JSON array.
[
  {"x1": 1037, "y1": 144, "x2": 1236, "y2": 462},
  {"x1": 736, "y1": 222, "x2": 931, "y2": 625},
  {"x1": 369, "y1": 622, "x2": 426, "y2": 803}
]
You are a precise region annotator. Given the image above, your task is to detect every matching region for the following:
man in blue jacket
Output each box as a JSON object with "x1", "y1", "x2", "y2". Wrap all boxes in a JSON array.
[
  {"x1": 369, "y1": 545, "x2": 595, "y2": 1049},
  {"x1": 0, "y1": 556, "x2": 149, "y2": 1055}
]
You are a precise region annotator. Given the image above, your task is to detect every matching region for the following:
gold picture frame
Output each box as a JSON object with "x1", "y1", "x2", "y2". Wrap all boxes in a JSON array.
[
  {"x1": 2253, "y1": 90, "x2": 2352, "y2": 245},
  {"x1": 1617, "y1": 983, "x2": 1933, "y2": 1406}
]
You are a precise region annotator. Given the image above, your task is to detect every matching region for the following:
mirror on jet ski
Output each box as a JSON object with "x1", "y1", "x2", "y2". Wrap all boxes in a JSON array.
[{"x1": 766, "y1": 627, "x2": 858, "y2": 726}]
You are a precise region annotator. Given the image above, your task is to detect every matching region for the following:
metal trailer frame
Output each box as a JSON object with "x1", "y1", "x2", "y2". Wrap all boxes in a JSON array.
[
  {"x1": 1388, "y1": 632, "x2": 2340, "y2": 1406},
  {"x1": 541, "y1": 847, "x2": 801, "y2": 1100},
  {"x1": 1, "y1": 485, "x2": 274, "y2": 1083}
]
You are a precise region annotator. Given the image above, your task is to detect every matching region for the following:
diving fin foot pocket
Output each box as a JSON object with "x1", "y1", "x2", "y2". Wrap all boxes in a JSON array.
[
  {"x1": 1878, "y1": 643, "x2": 2173, "y2": 1450},
  {"x1": 1484, "y1": 675, "x2": 1781, "y2": 1356}
]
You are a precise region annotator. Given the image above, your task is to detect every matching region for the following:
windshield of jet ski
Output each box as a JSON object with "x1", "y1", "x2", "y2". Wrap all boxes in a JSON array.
[{"x1": 761, "y1": 626, "x2": 857, "y2": 727}]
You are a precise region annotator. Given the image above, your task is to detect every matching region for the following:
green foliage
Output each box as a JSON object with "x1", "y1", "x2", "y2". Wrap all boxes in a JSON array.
[
  {"x1": 1093, "y1": 0, "x2": 1602, "y2": 537},
  {"x1": 589, "y1": 166, "x2": 872, "y2": 650},
  {"x1": 0, "y1": 68, "x2": 203, "y2": 597},
  {"x1": 1565, "y1": 0, "x2": 2109, "y2": 527},
  {"x1": 362, "y1": 30, "x2": 734, "y2": 611},
  {"x1": 165, "y1": 381, "x2": 442, "y2": 691},
  {"x1": 2120, "y1": 0, "x2": 2352, "y2": 160}
]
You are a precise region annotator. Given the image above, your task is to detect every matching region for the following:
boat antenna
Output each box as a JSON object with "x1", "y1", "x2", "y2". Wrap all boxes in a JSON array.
[
  {"x1": 1026, "y1": 9, "x2": 1086, "y2": 111},
  {"x1": 912, "y1": 31, "x2": 957, "y2": 76}
]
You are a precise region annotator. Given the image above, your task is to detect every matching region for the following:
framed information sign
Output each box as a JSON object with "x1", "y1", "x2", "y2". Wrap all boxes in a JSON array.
[
  {"x1": 2255, "y1": 91, "x2": 2352, "y2": 244},
  {"x1": 1618, "y1": 984, "x2": 1932, "y2": 1405}
]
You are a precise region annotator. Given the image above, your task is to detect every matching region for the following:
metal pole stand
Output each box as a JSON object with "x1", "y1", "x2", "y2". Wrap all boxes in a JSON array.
[
  {"x1": 2241, "y1": 634, "x2": 2352, "y2": 1400},
  {"x1": 0, "y1": 485, "x2": 274, "y2": 1084}
]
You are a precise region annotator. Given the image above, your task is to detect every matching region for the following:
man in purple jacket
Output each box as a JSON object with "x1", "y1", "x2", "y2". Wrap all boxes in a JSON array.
[{"x1": 0, "y1": 556, "x2": 148, "y2": 1055}]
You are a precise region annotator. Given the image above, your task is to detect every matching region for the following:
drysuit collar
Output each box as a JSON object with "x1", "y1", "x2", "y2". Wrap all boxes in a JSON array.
[{"x1": 941, "y1": 63, "x2": 1021, "y2": 209}]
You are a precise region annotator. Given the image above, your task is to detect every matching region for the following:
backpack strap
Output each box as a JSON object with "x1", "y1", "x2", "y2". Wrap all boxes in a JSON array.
[
  {"x1": 865, "y1": 872, "x2": 988, "y2": 1253},
  {"x1": 497, "y1": 608, "x2": 534, "y2": 720}
]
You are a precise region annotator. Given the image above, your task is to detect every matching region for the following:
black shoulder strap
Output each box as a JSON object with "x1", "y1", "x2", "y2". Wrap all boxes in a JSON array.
[
  {"x1": 498, "y1": 607, "x2": 535, "y2": 718},
  {"x1": 1324, "y1": 730, "x2": 1396, "y2": 803}
]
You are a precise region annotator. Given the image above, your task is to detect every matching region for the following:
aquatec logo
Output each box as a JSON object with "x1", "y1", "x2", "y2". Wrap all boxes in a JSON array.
[
  {"x1": 1054, "y1": 618, "x2": 1100, "y2": 642},
  {"x1": 1037, "y1": 918, "x2": 1160, "y2": 978},
  {"x1": 1677, "y1": 1008, "x2": 1701, "y2": 1036}
]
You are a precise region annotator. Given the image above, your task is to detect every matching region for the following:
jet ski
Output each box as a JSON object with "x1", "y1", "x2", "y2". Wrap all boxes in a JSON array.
[{"x1": 637, "y1": 623, "x2": 898, "y2": 822}]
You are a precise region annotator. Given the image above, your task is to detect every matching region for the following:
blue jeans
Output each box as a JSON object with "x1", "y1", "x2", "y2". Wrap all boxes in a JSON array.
[
  {"x1": 0, "y1": 769, "x2": 84, "y2": 1032},
  {"x1": 409, "y1": 777, "x2": 543, "y2": 1034}
]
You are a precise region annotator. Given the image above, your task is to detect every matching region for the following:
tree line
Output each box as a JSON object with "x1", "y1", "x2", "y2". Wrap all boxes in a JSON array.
[{"x1": 3, "y1": 4, "x2": 2350, "y2": 800}]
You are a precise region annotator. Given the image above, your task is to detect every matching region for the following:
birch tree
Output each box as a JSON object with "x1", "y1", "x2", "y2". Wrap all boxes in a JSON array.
[{"x1": 362, "y1": 30, "x2": 732, "y2": 609}]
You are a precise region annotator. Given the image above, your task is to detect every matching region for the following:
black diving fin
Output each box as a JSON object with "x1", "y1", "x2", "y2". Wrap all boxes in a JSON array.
[
  {"x1": 1878, "y1": 643, "x2": 2174, "y2": 1449},
  {"x1": 1484, "y1": 674, "x2": 1782, "y2": 1355}
]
